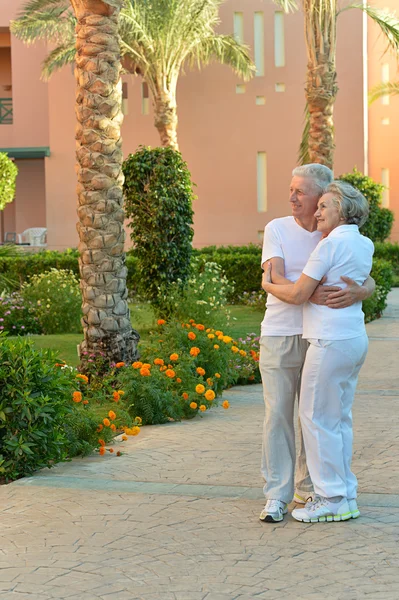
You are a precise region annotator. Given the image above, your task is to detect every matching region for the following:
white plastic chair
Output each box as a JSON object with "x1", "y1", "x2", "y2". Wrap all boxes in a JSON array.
[{"x1": 18, "y1": 227, "x2": 47, "y2": 246}]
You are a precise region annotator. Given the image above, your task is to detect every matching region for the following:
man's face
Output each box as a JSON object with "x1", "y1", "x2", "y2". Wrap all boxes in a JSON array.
[{"x1": 289, "y1": 176, "x2": 321, "y2": 221}]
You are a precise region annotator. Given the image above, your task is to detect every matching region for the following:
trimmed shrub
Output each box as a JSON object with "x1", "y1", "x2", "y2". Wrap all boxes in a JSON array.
[
  {"x1": 0, "y1": 292, "x2": 42, "y2": 335},
  {"x1": 363, "y1": 258, "x2": 393, "y2": 322},
  {"x1": 374, "y1": 241, "x2": 399, "y2": 285},
  {"x1": 196, "y1": 251, "x2": 261, "y2": 302},
  {"x1": 0, "y1": 248, "x2": 79, "y2": 289},
  {"x1": 338, "y1": 168, "x2": 394, "y2": 242},
  {"x1": 123, "y1": 146, "x2": 195, "y2": 309}
]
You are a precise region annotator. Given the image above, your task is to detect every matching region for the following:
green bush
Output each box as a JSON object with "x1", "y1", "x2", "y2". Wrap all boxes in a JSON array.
[
  {"x1": 0, "y1": 248, "x2": 79, "y2": 289},
  {"x1": 196, "y1": 251, "x2": 261, "y2": 302},
  {"x1": 0, "y1": 152, "x2": 18, "y2": 212},
  {"x1": 338, "y1": 168, "x2": 394, "y2": 242},
  {"x1": 123, "y1": 146, "x2": 194, "y2": 309},
  {"x1": 0, "y1": 336, "x2": 75, "y2": 481},
  {"x1": 0, "y1": 292, "x2": 42, "y2": 335},
  {"x1": 21, "y1": 268, "x2": 82, "y2": 334},
  {"x1": 374, "y1": 242, "x2": 399, "y2": 286},
  {"x1": 363, "y1": 258, "x2": 393, "y2": 322}
]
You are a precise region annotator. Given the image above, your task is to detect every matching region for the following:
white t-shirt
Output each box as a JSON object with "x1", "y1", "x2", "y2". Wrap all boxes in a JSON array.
[
  {"x1": 260, "y1": 216, "x2": 322, "y2": 336},
  {"x1": 302, "y1": 224, "x2": 374, "y2": 340}
]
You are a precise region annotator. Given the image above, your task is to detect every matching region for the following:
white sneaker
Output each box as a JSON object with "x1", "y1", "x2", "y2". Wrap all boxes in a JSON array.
[
  {"x1": 292, "y1": 496, "x2": 352, "y2": 523},
  {"x1": 348, "y1": 498, "x2": 360, "y2": 519},
  {"x1": 260, "y1": 499, "x2": 288, "y2": 522},
  {"x1": 293, "y1": 490, "x2": 314, "y2": 504}
]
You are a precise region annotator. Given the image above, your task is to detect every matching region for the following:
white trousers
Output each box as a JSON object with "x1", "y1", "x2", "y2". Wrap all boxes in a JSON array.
[
  {"x1": 260, "y1": 335, "x2": 313, "y2": 503},
  {"x1": 299, "y1": 334, "x2": 369, "y2": 499}
]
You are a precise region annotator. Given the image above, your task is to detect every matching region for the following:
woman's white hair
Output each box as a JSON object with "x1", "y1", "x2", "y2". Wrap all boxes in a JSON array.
[
  {"x1": 325, "y1": 181, "x2": 369, "y2": 227},
  {"x1": 292, "y1": 163, "x2": 334, "y2": 194}
]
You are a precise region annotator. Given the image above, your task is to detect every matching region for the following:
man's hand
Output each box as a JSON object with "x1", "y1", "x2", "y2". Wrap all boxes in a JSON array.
[
  {"x1": 309, "y1": 280, "x2": 341, "y2": 305},
  {"x1": 325, "y1": 276, "x2": 366, "y2": 308}
]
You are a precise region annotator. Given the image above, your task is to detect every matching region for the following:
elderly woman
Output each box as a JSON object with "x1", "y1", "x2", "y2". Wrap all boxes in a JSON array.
[{"x1": 262, "y1": 181, "x2": 374, "y2": 523}]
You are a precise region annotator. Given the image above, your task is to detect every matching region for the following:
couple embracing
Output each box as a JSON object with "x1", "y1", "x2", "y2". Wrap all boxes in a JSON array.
[{"x1": 258, "y1": 163, "x2": 375, "y2": 523}]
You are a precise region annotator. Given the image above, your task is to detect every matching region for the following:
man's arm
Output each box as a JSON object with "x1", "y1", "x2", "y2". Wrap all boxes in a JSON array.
[
  {"x1": 261, "y1": 257, "x2": 292, "y2": 285},
  {"x1": 324, "y1": 275, "x2": 375, "y2": 308}
]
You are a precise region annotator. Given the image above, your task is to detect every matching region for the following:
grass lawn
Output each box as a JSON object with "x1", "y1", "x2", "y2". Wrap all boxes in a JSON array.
[{"x1": 22, "y1": 304, "x2": 264, "y2": 367}]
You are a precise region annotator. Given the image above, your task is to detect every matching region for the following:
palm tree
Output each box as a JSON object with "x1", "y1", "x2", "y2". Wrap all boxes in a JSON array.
[
  {"x1": 11, "y1": 0, "x2": 255, "y2": 150},
  {"x1": 275, "y1": 0, "x2": 399, "y2": 168},
  {"x1": 369, "y1": 81, "x2": 399, "y2": 104},
  {"x1": 68, "y1": 0, "x2": 139, "y2": 367}
]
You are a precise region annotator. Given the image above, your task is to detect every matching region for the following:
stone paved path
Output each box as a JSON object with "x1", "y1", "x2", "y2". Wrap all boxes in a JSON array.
[{"x1": 1, "y1": 291, "x2": 399, "y2": 600}]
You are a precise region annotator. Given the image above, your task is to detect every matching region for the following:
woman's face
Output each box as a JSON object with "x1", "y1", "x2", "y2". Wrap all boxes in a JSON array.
[{"x1": 314, "y1": 193, "x2": 343, "y2": 235}]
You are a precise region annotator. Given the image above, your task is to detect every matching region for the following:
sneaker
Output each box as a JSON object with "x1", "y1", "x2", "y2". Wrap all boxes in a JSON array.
[
  {"x1": 293, "y1": 490, "x2": 314, "y2": 504},
  {"x1": 291, "y1": 496, "x2": 352, "y2": 523},
  {"x1": 260, "y1": 499, "x2": 288, "y2": 522},
  {"x1": 348, "y1": 498, "x2": 360, "y2": 519}
]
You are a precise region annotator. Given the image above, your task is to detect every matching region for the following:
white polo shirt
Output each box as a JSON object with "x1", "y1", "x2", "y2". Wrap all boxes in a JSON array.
[
  {"x1": 302, "y1": 224, "x2": 374, "y2": 340},
  {"x1": 261, "y1": 217, "x2": 322, "y2": 336}
]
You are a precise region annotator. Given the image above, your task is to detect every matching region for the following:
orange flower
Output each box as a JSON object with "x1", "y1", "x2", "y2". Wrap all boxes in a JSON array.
[
  {"x1": 140, "y1": 367, "x2": 151, "y2": 376},
  {"x1": 132, "y1": 361, "x2": 143, "y2": 369},
  {"x1": 115, "y1": 362, "x2": 125, "y2": 368},
  {"x1": 222, "y1": 336, "x2": 232, "y2": 344},
  {"x1": 217, "y1": 334, "x2": 224, "y2": 341},
  {"x1": 136, "y1": 417, "x2": 142, "y2": 424},
  {"x1": 213, "y1": 344, "x2": 219, "y2": 350},
  {"x1": 185, "y1": 324, "x2": 190, "y2": 329},
  {"x1": 154, "y1": 358, "x2": 164, "y2": 366},
  {"x1": 142, "y1": 363, "x2": 151, "y2": 369},
  {"x1": 83, "y1": 400, "x2": 89, "y2": 405},
  {"x1": 157, "y1": 319, "x2": 166, "y2": 325},
  {"x1": 196, "y1": 324, "x2": 205, "y2": 331},
  {"x1": 76, "y1": 374, "x2": 88, "y2": 383},
  {"x1": 222, "y1": 400, "x2": 230, "y2": 409},
  {"x1": 196, "y1": 367, "x2": 205, "y2": 376},
  {"x1": 121, "y1": 435, "x2": 128, "y2": 441},
  {"x1": 165, "y1": 369, "x2": 175, "y2": 378},
  {"x1": 215, "y1": 373, "x2": 221, "y2": 378},
  {"x1": 116, "y1": 451, "x2": 122, "y2": 457},
  {"x1": 98, "y1": 439, "x2": 106, "y2": 446},
  {"x1": 160, "y1": 365, "x2": 167, "y2": 371},
  {"x1": 195, "y1": 384, "x2": 205, "y2": 394},
  {"x1": 109, "y1": 448, "x2": 114, "y2": 453},
  {"x1": 72, "y1": 391, "x2": 82, "y2": 403},
  {"x1": 182, "y1": 392, "x2": 189, "y2": 400},
  {"x1": 99, "y1": 446, "x2": 106, "y2": 456},
  {"x1": 113, "y1": 391, "x2": 120, "y2": 402},
  {"x1": 103, "y1": 418, "x2": 111, "y2": 427},
  {"x1": 125, "y1": 426, "x2": 140, "y2": 436},
  {"x1": 205, "y1": 389, "x2": 215, "y2": 401},
  {"x1": 96, "y1": 424, "x2": 103, "y2": 432},
  {"x1": 176, "y1": 377, "x2": 182, "y2": 384},
  {"x1": 108, "y1": 410, "x2": 116, "y2": 420},
  {"x1": 190, "y1": 347, "x2": 200, "y2": 357},
  {"x1": 206, "y1": 378, "x2": 213, "y2": 386},
  {"x1": 207, "y1": 333, "x2": 215, "y2": 340},
  {"x1": 215, "y1": 330, "x2": 223, "y2": 336},
  {"x1": 206, "y1": 328, "x2": 211, "y2": 333},
  {"x1": 199, "y1": 405, "x2": 206, "y2": 412},
  {"x1": 190, "y1": 402, "x2": 198, "y2": 409},
  {"x1": 240, "y1": 350, "x2": 247, "y2": 357},
  {"x1": 189, "y1": 319, "x2": 195, "y2": 324},
  {"x1": 188, "y1": 331, "x2": 196, "y2": 340},
  {"x1": 231, "y1": 346, "x2": 239, "y2": 353},
  {"x1": 110, "y1": 424, "x2": 116, "y2": 432},
  {"x1": 55, "y1": 362, "x2": 65, "y2": 367},
  {"x1": 169, "y1": 353, "x2": 179, "y2": 361}
]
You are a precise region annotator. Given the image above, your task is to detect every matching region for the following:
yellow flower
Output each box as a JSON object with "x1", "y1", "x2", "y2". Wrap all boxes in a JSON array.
[
  {"x1": 217, "y1": 334, "x2": 224, "y2": 341},
  {"x1": 136, "y1": 416, "x2": 142, "y2": 424},
  {"x1": 215, "y1": 373, "x2": 221, "y2": 378},
  {"x1": 121, "y1": 434, "x2": 128, "y2": 441},
  {"x1": 195, "y1": 384, "x2": 205, "y2": 394},
  {"x1": 170, "y1": 353, "x2": 179, "y2": 361},
  {"x1": 213, "y1": 344, "x2": 219, "y2": 350},
  {"x1": 190, "y1": 402, "x2": 198, "y2": 409},
  {"x1": 199, "y1": 405, "x2": 206, "y2": 412},
  {"x1": 125, "y1": 426, "x2": 140, "y2": 436},
  {"x1": 222, "y1": 336, "x2": 232, "y2": 344},
  {"x1": 196, "y1": 367, "x2": 205, "y2": 376},
  {"x1": 206, "y1": 378, "x2": 213, "y2": 386},
  {"x1": 222, "y1": 400, "x2": 230, "y2": 409},
  {"x1": 239, "y1": 350, "x2": 247, "y2": 356},
  {"x1": 231, "y1": 346, "x2": 239, "y2": 353},
  {"x1": 207, "y1": 333, "x2": 215, "y2": 340},
  {"x1": 204, "y1": 389, "x2": 215, "y2": 401}
]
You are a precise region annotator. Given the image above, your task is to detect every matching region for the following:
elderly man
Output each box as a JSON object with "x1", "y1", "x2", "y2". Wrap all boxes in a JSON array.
[{"x1": 259, "y1": 164, "x2": 375, "y2": 523}]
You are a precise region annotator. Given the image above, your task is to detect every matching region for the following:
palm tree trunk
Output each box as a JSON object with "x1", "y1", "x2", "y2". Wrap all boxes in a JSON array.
[
  {"x1": 152, "y1": 80, "x2": 179, "y2": 151},
  {"x1": 70, "y1": 0, "x2": 139, "y2": 367},
  {"x1": 304, "y1": 0, "x2": 338, "y2": 169}
]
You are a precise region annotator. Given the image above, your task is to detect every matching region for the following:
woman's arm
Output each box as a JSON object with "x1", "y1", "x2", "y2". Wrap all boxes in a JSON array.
[{"x1": 262, "y1": 262, "x2": 320, "y2": 305}]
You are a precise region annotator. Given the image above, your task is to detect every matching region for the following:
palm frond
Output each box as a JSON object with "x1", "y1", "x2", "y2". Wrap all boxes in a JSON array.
[
  {"x1": 15, "y1": 0, "x2": 68, "y2": 15},
  {"x1": 298, "y1": 104, "x2": 311, "y2": 166},
  {"x1": 11, "y1": 3, "x2": 74, "y2": 45},
  {"x1": 369, "y1": 81, "x2": 399, "y2": 103},
  {"x1": 340, "y1": 4, "x2": 399, "y2": 54},
  {"x1": 41, "y1": 43, "x2": 76, "y2": 80},
  {"x1": 271, "y1": 0, "x2": 299, "y2": 13},
  {"x1": 189, "y1": 34, "x2": 256, "y2": 80}
]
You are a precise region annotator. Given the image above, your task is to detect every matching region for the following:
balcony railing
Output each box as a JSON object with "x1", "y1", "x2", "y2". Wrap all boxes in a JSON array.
[{"x1": 0, "y1": 98, "x2": 13, "y2": 125}]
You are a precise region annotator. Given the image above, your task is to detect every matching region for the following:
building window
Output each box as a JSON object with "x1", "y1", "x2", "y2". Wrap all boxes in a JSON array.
[
  {"x1": 256, "y1": 96, "x2": 266, "y2": 105},
  {"x1": 381, "y1": 168, "x2": 390, "y2": 207},
  {"x1": 257, "y1": 152, "x2": 267, "y2": 212},
  {"x1": 381, "y1": 64, "x2": 390, "y2": 106},
  {"x1": 275, "y1": 83, "x2": 286, "y2": 92},
  {"x1": 236, "y1": 84, "x2": 246, "y2": 94},
  {"x1": 234, "y1": 12, "x2": 244, "y2": 44},
  {"x1": 274, "y1": 12, "x2": 285, "y2": 67},
  {"x1": 381, "y1": 117, "x2": 390, "y2": 125},
  {"x1": 142, "y1": 82, "x2": 149, "y2": 115},
  {"x1": 254, "y1": 12, "x2": 265, "y2": 77}
]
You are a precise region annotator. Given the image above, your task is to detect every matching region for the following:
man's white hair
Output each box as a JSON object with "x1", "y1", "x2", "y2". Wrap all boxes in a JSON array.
[{"x1": 292, "y1": 163, "x2": 334, "y2": 194}]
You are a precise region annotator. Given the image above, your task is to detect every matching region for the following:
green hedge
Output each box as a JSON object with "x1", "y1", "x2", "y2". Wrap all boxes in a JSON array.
[
  {"x1": 364, "y1": 258, "x2": 393, "y2": 322},
  {"x1": 0, "y1": 249, "x2": 80, "y2": 288}
]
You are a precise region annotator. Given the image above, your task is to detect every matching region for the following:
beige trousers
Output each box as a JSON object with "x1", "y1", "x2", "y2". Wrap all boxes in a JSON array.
[{"x1": 260, "y1": 335, "x2": 313, "y2": 503}]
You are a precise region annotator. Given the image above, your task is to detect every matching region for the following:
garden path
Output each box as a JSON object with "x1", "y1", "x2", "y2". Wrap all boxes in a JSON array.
[{"x1": 1, "y1": 290, "x2": 399, "y2": 600}]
